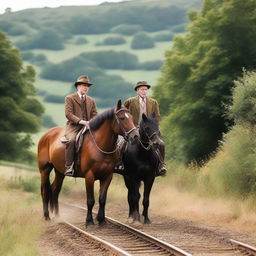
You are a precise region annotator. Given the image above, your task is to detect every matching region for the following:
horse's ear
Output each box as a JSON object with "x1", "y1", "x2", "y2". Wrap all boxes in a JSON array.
[
  {"x1": 117, "y1": 99, "x2": 122, "y2": 110},
  {"x1": 151, "y1": 112, "x2": 156, "y2": 119},
  {"x1": 142, "y1": 113, "x2": 148, "y2": 121}
]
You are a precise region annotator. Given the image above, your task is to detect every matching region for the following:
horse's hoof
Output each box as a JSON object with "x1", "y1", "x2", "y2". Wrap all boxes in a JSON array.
[
  {"x1": 127, "y1": 217, "x2": 133, "y2": 224},
  {"x1": 86, "y1": 220, "x2": 95, "y2": 226},
  {"x1": 98, "y1": 220, "x2": 107, "y2": 226},
  {"x1": 44, "y1": 216, "x2": 51, "y2": 221},
  {"x1": 144, "y1": 219, "x2": 151, "y2": 224}
]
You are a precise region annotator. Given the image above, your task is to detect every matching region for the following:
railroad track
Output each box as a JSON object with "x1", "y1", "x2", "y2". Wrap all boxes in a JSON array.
[
  {"x1": 59, "y1": 202, "x2": 256, "y2": 256},
  {"x1": 229, "y1": 239, "x2": 256, "y2": 256},
  {"x1": 60, "y1": 202, "x2": 192, "y2": 256}
]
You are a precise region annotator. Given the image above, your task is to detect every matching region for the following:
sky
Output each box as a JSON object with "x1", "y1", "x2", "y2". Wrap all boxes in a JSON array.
[{"x1": 0, "y1": 0, "x2": 129, "y2": 14}]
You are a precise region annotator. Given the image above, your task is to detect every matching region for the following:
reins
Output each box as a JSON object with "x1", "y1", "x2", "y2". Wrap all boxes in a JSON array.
[
  {"x1": 89, "y1": 128, "x2": 120, "y2": 154},
  {"x1": 88, "y1": 107, "x2": 136, "y2": 155},
  {"x1": 138, "y1": 130, "x2": 159, "y2": 151}
]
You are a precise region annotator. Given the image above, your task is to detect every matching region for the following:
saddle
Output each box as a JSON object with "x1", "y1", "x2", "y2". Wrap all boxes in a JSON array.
[{"x1": 60, "y1": 125, "x2": 89, "y2": 173}]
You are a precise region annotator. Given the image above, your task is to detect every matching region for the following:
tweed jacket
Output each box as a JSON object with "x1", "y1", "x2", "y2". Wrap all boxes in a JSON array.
[
  {"x1": 124, "y1": 96, "x2": 160, "y2": 126},
  {"x1": 65, "y1": 93, "x2": 97, "y2": 125}
]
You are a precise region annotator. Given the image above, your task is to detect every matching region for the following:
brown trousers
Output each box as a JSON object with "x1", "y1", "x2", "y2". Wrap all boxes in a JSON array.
[{"x1": 64, "y1": 124, "x2": 82, "y2": 168}]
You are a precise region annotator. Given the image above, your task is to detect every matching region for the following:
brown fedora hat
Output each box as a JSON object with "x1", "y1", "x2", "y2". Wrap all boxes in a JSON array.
[
  {"x1": 74, "y1": 75, "x2": 93, "y2": 87},
  {"x1": 134, "y1": 81, "x2": 151, "y2": 91}
]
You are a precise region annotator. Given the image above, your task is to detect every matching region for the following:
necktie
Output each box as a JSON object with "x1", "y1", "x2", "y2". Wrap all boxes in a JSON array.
[
  {"x1": 141, "y1": 98, "x2": 146, "y2": 114},
  {"x1": 81, "y1": 95, "x2": 85, "y2": 103}
]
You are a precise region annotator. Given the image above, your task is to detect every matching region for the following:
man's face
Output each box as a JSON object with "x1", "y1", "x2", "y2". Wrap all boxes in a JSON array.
[
  {"x1": 77, "y1": 84, "x2": 89, "y2": 95},
  {"x1": 136, "y1": 86, "x2": 148, "y2": 98}
]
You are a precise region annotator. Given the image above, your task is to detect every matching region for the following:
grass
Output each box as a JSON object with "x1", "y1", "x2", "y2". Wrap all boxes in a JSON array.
[{"x1": 0, "y1": 176, "x2": 43, "y2": 256}]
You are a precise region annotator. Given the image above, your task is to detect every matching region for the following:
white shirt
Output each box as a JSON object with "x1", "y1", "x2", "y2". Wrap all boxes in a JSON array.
[{"x1": 77, "y1": 91, "x2": 85, "y2": 100}]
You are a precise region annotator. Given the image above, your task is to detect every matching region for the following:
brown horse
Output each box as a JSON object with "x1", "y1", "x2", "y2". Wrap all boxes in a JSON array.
[{"x1": 38, "y1": 100, "x2": 138, "y2": 225}]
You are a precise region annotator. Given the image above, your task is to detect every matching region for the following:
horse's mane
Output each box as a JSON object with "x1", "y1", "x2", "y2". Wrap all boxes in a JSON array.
[{"x1": 89, "y1": 107, "x2": 115, "y2": 131}]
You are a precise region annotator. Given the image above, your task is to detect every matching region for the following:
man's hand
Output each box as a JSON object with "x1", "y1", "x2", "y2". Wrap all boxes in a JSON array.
[{"x1": 79, "y1": 120, "x2": 89, "y2": 126}]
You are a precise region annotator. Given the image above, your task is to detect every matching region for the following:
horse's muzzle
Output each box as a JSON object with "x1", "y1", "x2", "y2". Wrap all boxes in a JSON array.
[{"x1": 128, "y1": 128, "x2": 139, "y2": 145}]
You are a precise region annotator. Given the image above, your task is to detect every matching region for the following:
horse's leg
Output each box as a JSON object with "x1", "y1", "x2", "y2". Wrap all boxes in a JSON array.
[
  {"x1": 142, "y1": 177, "x2": 155, "y2": 224},
  {"x1": 85, "y1": 172, "x2": 95, "y2": 225},
  {"x1": 40, "y1": 163, "x2": 53, "y2": 220},
  {"x1": 51, "y1": 169, "x2": 65, "y2": 217},
  {"x1": 133, "y1": 180, "x2": 141, "y2": 222},
  {"x1": 124, "y1": 176, "x2": 135, "y2": 218},
  {"x1": 125, "y1": 178, "x2": 141, "y2": 222},
  {"x1": 97, "y1": 174, "x2": 113, "y2": 225}
]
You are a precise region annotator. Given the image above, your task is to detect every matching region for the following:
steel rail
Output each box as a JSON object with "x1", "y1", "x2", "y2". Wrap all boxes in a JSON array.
[
  {"x1": 61, "y1": 220, "x2": 132, "y2": 256},
  {"x1": 61, "y1": 202, "x2": 192, "y2": 256},
  {"x1": 229, "y1": 239, "x2": 256, "y2": 256}
]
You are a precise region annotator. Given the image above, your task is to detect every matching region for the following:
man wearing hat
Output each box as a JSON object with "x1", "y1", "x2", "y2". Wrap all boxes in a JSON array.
[
  {"x1": 123, "y1": 81, "x2": 167, "y2": 176},
  {"x1": 64, "y1": 75, "x2": 97, "y2": 176}
]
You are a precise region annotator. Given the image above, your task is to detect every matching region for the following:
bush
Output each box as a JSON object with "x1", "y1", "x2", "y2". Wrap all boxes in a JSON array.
[
  {"x1": 42, "y1": 114, "x2": 57, "y2": 128},
  {"x1": 198, "y1": 125, "x2": 256, "y2": 198},
  {"x1": 110, "y1": 24, "x2": 142, "y2": 35},
  {"x1": 153, "y1": 32, "x2": 175, "y2": 42},
  {"x1": 15, "y1": 28, "x2": 65, "y2": 50},
  {"x1": 44, "y1": 94, "x2": 63, "y2": 104},
  {"x1": 228, "y1": 70, "x2": 256, "y2": 126},
  {"x1": 81, "y1": 50, "x2": 138, "y2": 70},
  {"x1": 41, "y1": 58, "x2": 103, "y2": 82},
  {"x1": 8, "y1": 23, "x2": 30, "y2": 36},
  {"x1": 75, "y1": 37, "x2": 88, "y2": 45},
  {"x1": 139, "y1": 60, "x2": 163, "y2": 70},
  {"x1": 171, "y1": 23, "x2": 186, "y2": 33},
  {"x1": 102, "y1": 36, "x2": 126, "y2": 45},
  {"x1": 131, "y1": 32, "x2": 155, "y2": 49}
]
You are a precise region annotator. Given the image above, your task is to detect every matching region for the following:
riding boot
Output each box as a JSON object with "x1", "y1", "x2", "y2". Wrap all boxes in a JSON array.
[
  {"x1": 154, "y1": 148, "x2": 167, "y2": 177},
  {"x1": 156, "y1": 162, "x2": 167, "y2": 176},
  {"x1": 64, "y1": 162, "x2": 75, "y2": 176},
  {"x1": 113, "y1": 139, "x2": 127, "y2": 175},
  {"x1": 64, "y1": 141, "x2": 75, "y2": 176}
]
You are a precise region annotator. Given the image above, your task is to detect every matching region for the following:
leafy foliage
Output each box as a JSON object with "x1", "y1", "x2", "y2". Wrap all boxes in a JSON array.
[
  {"x1": 15, "y1": 28, "x2": 65, "y2": 50},
  {"x1": 228, "y1": 70, "x2": 256, "y2": 126},
  {"x1": 153, "y1": 32, "x2": 175, "y2": 42},
  {"x1": 139, "y1": 60, "x2": 163, "y2": 70},
  {"x1": 101, "y1": 36, "x2": 126, "y2": 45},
  {"x1": 131, "y1": 32, "x2": 155, "y2": 49},
  {"x1": 0, "y1": 31, "x2": 44, "y2": 162},
  {"x1": 153, "y1": 0, "x2": 256, "y2": 163},
  {"x1": 110, "y1": 24, "x2": 143, "y2": 35}
]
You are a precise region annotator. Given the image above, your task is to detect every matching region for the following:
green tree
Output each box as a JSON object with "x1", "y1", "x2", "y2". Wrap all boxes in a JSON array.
[
  {"x1": 153, "y1": 0, "x2": 256, "y2": 163},
  {"x1": 0, "y1": 31, "x2": 44, "y2": 162}
]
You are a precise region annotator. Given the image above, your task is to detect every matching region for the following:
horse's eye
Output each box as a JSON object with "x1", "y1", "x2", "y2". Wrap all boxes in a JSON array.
[{"x1": 119, "y1": 117, "x2": 125, "y2": 121}]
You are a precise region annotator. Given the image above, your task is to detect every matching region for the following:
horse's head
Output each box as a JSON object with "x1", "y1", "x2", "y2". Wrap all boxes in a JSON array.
[
  {"x1": 113, "y1": 100, "x2": 139, "y2": 143},
  {"x1": 139, "y1": 113, "x2": 162, "y2": 149}
]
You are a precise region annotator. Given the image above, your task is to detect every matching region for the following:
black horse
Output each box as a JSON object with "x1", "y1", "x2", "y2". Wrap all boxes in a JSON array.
[{"x1": 122, "y1": 113, "x2": 164, "y2": 224}]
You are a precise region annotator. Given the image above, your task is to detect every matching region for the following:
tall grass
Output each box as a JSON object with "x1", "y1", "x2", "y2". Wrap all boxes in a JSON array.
[{"x1": 0, "y1": 178, "x2": 43, "y2": 256}]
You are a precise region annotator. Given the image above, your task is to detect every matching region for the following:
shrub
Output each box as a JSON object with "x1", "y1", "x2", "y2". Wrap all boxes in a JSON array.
[
  {"x1": 42, "y1": 114, "x2": 57, "y2": 128},
  {"x1": 228, "y1": 70, "x2": 256, "y2": 126},
  {"x1": 153, "y1": 32, "x2": 175, "y2": 42},
  {"x1": 110, "y1": 24, "x2": 142, "y2": 35},
  {"x1": 102, "y1": 36, "x2": 126, "y2": 45},
  {"x1": 139, "y1": 60, "x2": 163, "y2": 70},
  {"x1": 8, "y1": 23, "x2": 30, "y2": 36},
  {"x1": 131, "y1": 32, "x2": 155, "y2": 49},
  {"x1": 81, "y1": 50, "x2": 138, "y2": 70},
  {"x1": 44, "y1": 94, "x2": 63, "y2": 104},
  {"x1": 171, "y1": 23, "x2": 186, "y2": 33},
  {"x1": 15, "y1": 28, "x2": 64, "y2": 50},
  {"x1": 75, "y1": 37, "x2": 88, "y2": 45}
]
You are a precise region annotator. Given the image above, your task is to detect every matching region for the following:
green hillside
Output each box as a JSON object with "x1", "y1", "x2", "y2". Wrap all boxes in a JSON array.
[{"x1": 0, "y1": 0, "x2": 202, "y2": 131}]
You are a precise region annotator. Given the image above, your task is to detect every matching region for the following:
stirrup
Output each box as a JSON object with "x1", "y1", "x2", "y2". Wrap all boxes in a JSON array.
[{"x1": 64, "y1": 163, "x2": 74, "y2": 176}]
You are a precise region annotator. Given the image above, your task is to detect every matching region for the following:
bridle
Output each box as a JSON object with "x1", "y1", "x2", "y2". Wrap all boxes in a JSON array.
[
  {"x1": 114, "y1": 107, "x2": 137, "y2": 141},
  {"x1": 89, "y1": 107, "x2": 137, "y2": 154},
  {"x1": 138, "y1": 126, "x2": 160, "y2": 151}
]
